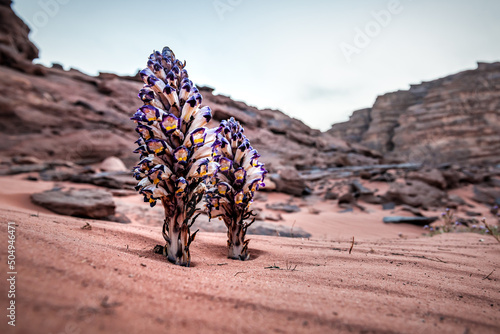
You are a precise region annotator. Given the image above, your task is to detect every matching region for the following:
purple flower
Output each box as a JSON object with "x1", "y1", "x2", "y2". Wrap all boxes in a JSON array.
[
  {"x1": 132, "y1": 46, "x2": 219, "y2": 267},
  {"x1": 205, "y1": 117, "x2": 267, "y2": 261}
]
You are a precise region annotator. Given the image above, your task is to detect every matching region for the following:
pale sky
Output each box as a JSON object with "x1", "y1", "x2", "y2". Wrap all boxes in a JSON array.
[{"x1": 12, "y1": 0, "x2": 500, "y2": 131}]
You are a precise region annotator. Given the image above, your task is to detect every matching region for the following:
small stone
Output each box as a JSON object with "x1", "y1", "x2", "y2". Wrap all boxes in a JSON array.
[{"x1": 99, "y1": 156, "x2": 128, "y2": 172}]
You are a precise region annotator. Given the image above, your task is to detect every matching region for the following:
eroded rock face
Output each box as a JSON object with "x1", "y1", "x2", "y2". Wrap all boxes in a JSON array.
[
  {"x1": 201, "y1": 87, "x2": 381, "y2": 176},
  {"x1": 0, "y1": 1, "x2": 382, "y2": 196},
  {"x1": 0, "y1": 0, "x2": 41, "y2": 73},
  {"x1": 329, "y1": 108, "x2": 371, "y2": 143},
  {"x1": 0, "y1": 60, "x2": 379, "y2": 195},
  {"x1": 328, "y1": 62, "x2": 500, "y2": 166}
]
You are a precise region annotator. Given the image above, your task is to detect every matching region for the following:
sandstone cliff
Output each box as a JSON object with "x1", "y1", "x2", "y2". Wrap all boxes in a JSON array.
[
  {"x1": 0, "y1": 0, "x2": 380, "y2": 196},
  {"x1": 328, "y1": 63, "x2": 500, "y2": 166},
  {"x1": 0, "y1": 0, "x2": 44, "y2": 74},
  {"x1": 0, "y1": 63, "x2": 378, "y2": 171}
]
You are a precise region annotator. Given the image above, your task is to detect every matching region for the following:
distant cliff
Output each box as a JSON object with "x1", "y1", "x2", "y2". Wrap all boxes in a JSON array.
[{"x1": 328, "y1": 62, "x2": 500, "y2": 165}]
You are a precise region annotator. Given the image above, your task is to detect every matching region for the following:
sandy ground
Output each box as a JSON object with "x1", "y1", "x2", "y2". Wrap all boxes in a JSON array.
[{"x1": 0, "y1": 176, "x2": 499, "y2": 333}]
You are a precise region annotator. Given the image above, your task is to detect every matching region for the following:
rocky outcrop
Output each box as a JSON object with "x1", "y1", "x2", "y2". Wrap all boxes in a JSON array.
[
  {"x1": 0, "y1": 65, "x2": 141, "y2": 166},
  {"x1": 0, "y1": 0, "x2": 43, "y2": 74},
  {"x1": 0, "y1": 1, "x2": 381, "y2": 196},
  {"x1": 200, "y1": 87, "x2": 380, "y2": 175},
  {"x1": 267, "y1": 167, "x2": 310, "y2": 196},
  {"x1": 385, "y1": 180, "x2": 447, "y2": 209},
  {"x1": 328, "y1": 62, "x2": 500, "y2": 166},
  {"x1": 328, "y1": 108, "x2": 371, "y2": 143},
  {"x1": 0, "y1": 61, "x2": 379, "y2": 196},
  {"x1": 407, "y1": 168, "x2": 447, "y2": 190}
]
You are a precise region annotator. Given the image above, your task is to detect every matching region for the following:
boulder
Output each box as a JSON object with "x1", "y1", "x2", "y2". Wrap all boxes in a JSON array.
[
  {"x1": 260, "y1": 178, "x2": 276, "y2": 191},
  {"x1": 248, "y1": 221, "x2": 311, "y2": 238},
  {"x1": 383, "y1": 216, "x2": 438, "y2": 226},
  {"x1": 31, "y1": 188, "x2": 115, "y2": 219},
  {"x1": 269, "y1": 167, "x2": 309, "y2": 196},
  {"x1": 1, "y1": 164, "x2": 47, "y2": 175},
  {"x1": 400, "y1": 205, "x2": 424, "y2": 217},
  {"x1": 441, "y1": 167, "x2": 463, "y2": 189},
  {"x1": 465, "y1": 211, "x2": 482, "y2": 217},
  {"x1": 99, "y1": 156, "x2": 128, "y2": 172},
  {"x1": 338, "y1": 193, "x2": 355, "y2": 205},
  {"x1": 350, "y1": 179, "x2": 374, "y2": 196},
  {"x1": 370, "y1": 172, "x2": 396, "y2": 183},
  {"x1": 407, "y1": 168, "x2": 446, "y2": 190},
  {"x1": 324, "y1": 189, "x2": 339, "y2": 200},
  {"x1": 359, "y1": 194, "x2": 386, "y2": 205},
  {"x1": 262, "y1": 212, "x2": 283, "y2": 221},
  {"x1": 446, "y1": 194, "x2": 466, "y2": 208},
  {"x1": 385, "y1": 180, "x2": 447, "y2": 208},
  {"x1": 39, "y1": 168, "x2": 75, "y2": 181},
  {"x1": 265, "y1": 203, "x2": 301, "y2": 213},
  {"x1": 71, "y1": 172, "x2": 136, "y2": 190},
  {"x1": 12, "y1": 156, "x2": 43, "y2": 165},
  {"x1": 472, "y1": 185, "x2": 500, "y2": 206}
]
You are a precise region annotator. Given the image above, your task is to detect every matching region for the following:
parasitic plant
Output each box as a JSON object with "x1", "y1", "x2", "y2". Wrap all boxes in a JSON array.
[
  {"x1": 132, "y1": 47, "x2": 219, "y2": 266},
  {"x1": 205, "y1": 117, "x2": 266, "y2": 260}
]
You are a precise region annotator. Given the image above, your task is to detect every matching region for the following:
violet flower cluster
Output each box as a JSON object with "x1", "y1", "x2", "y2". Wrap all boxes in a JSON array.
[
  {"x1": 132, "y1": 47, "x2": 218, "y2": 266},
  {"x1": 131, "y1": 47, "x2": 266, "y2": 265},
  {"x1": 205, "y1": 117, "x2": 267, "y2": 260}
]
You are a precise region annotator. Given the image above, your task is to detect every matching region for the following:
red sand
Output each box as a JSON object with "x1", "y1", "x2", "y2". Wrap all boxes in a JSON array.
[{"x1": 1, "y1": 176, "x2": 499, "y2": 333}]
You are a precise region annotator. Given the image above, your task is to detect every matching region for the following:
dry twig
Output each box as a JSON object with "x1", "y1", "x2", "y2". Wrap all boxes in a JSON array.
[
  {"x1": 483, "y1": 269, "x2": 495, "y2": 280},
  {"x1": 81, "y1": 222, "x2": 92, "y2": 230}
]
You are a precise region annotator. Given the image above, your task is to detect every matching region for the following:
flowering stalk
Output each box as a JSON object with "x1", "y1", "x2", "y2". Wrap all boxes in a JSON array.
[
  {"x1": 132, "y1": 47, "x2": 218, "y2": 266},
  {"x1": 206, "y1": 117, "x2": 266, "y2": 260}
]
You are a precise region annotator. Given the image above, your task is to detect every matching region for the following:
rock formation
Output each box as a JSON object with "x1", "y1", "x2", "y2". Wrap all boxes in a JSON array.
[
  {"x1": 0, "y1": 0, "x2": 43, "y2": 74},
  {"x1": 328, "y1": 63, "x2": 500, "y2": 166},
  {"x1": 1, "y1": 0, "x2": 499, "y2": 211},
  {"x1": 31, "y1": 188, "x2": 116, "y2": 219},
  {"x1": 0, "y1": 1, "x2": 379, "y2": 196}
]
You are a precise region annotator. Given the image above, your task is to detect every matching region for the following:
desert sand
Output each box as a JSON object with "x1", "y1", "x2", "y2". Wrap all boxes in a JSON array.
[{"x1": 0, "y1": 176, "x2": 499, "y2": 334}]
